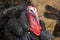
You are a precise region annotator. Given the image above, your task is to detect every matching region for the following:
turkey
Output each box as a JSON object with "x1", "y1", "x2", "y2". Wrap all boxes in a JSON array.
[{"x1": 0, "y1": 5, "x2": 52, "y2": 40}]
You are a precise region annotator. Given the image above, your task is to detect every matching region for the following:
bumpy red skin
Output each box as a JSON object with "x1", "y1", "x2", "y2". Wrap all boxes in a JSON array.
[{"x1": 27, "y1": 11, "x2": 42, "y2": 36}]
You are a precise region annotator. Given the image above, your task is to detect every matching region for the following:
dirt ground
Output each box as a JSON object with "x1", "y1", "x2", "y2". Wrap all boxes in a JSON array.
[{"x1": 31, "y1": 0, "x2": 60, "y2": 40}]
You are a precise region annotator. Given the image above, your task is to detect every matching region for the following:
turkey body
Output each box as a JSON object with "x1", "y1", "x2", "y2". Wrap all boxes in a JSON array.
[
  {"x1": 0, "y1": 5, "x2": 30, "y2": 40},
  {"x1": 0, "y1": 5, "x2": 52, "y2": 40}
]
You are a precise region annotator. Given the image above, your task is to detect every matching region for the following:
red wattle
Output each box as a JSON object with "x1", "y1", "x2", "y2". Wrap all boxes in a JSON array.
[{"x1": 27, "y1": 12, "x2": 42, "y2": 36}]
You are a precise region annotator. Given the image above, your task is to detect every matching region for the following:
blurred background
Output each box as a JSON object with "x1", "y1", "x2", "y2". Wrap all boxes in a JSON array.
[{"x1": 0, "y1": 0, "x2": 60, "y2": 40}]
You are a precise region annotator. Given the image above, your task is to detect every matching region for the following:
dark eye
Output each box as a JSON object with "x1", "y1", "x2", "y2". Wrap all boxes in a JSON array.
[{"x1": 30, "y1": 10, "x2": 33, "y2": 13}]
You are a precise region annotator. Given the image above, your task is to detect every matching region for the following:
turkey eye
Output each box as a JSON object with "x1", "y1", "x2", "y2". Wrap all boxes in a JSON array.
[{"x1": 30, "y1": 10, "x2": 33, "y2": 13}]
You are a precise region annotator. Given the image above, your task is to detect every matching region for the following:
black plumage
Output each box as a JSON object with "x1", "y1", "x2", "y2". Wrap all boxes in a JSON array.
[
  {"x1": 0, "y1": 5, "x2": 30, "y2": 40},
  {"x1": 0, "y1": 5, "x2": 52, "y2": 40}
]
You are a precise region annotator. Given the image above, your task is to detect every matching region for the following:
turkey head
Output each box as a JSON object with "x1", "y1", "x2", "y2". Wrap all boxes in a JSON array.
[{"x1": 27, "y1": 6, "x2": 42, "y2": 36}]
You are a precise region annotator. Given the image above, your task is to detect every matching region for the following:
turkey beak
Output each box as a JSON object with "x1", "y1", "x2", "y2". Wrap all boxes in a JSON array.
[
  {"x1": 33, "y1": 8, "x2": 39, "y2": 24},
  {"x1": 35, "y1": 13, "x2": 39, "y2": 24}
]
